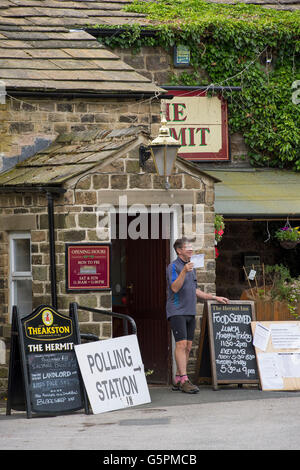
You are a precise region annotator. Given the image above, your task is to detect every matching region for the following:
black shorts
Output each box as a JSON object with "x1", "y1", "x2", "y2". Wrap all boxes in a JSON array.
[{"x1": 169, "y1": 315, "x2": 196, "y2": 342}]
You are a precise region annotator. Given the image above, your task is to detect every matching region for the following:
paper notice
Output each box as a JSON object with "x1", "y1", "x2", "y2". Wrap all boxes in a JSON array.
[
  {"x1": 257, "y1": 353, "x2": 284, "y2": 390},
  {"x1": 277, "y1": 353, "x2": 300, "y2": 378},
  {"x1": 270, "y1": 324, "x2": 300, "y2": 349},
  {"x1": 253, "y1": 323, "x2": 270, "y2": 351},
  {"x1": 190, "y1": 254, "x2": 204, "y2": 269}
]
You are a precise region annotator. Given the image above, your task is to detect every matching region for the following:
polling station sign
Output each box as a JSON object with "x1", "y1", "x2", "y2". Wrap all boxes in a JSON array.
[{"x1": 74, "y1": 335, "x2": 151, "y2": 414}]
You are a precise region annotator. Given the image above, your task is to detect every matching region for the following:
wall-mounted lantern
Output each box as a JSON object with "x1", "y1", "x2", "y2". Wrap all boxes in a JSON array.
[
  {"x1": 149, "y1": 116, "x2": 180, "y2": 178},
  {"x1": 139, "y1": 117, "x2": 180, "y2": 189}
]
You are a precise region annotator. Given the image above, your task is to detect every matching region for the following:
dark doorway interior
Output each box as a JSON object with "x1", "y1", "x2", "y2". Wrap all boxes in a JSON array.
[
  {"x1": 111, "y1": 214, "x2": 171, "y2": 384},
  {"x1": 216, "y1": 219, "x2": 300, "y2": 300}
]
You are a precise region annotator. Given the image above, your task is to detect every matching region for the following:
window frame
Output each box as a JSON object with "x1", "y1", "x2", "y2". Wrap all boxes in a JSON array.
[{"x1": 9, "y1": 232, "x2": 32, "y2": 319}]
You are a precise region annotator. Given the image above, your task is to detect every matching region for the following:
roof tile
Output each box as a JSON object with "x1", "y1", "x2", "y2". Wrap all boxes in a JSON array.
[
  {"x1": 0, "y1": 8, "x2": 164, "y2": 96},
  {"x1": 0, "y1": 126, "x2": 147, "y2": 187}
]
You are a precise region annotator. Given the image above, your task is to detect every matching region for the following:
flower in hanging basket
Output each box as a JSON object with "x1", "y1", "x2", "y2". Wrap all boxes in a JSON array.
[
  {"x1": 275, "y1": 226, "x2": 300, "y2": 242},
  {"x1": 214, "y1": 214, "x2": 225, "y2": 258},
  {"x1": 215, "y1": 214, "x2": 225, "y2": 243},
  {"x1": 275, "y1": 226, "x2": 300, "y2": 249}
]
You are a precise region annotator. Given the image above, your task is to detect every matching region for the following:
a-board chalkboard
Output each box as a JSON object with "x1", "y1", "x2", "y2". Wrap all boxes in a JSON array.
[
  {"x1": 195, "y1": 301, "x2": 259, "y2": 390},
  {"x1": 6, "y1": 304, "x2": 89, "y2": 418}
]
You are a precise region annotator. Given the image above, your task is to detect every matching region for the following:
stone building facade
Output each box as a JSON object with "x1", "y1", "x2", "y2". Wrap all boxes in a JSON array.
[
  {"x1": 93, "y1": 43, "x2": 250, "y2": 166},
  {"x1": 0, "y1": 123, "x2": 218, "y2": 392},
  {"x1": 0, "y1": 96, "x2": 161, "y2": 174}
]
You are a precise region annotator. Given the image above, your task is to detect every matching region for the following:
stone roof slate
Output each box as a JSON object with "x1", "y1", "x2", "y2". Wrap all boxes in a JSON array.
[
  {"x1": 0, "y1": 0, "x2": 298, "y2": 32},
  {"x1": 0, "y1": 26, "x2": 164, "y2": 94},
  {"x1": 0, "y1": 125, "x2": 219, "y2": 187},
  {"x1": 0, "y1": 0, "x2": 150, "y2": 28},
  {"x1": 0, "y1": 126, "x2": 149, "y2": 186}
]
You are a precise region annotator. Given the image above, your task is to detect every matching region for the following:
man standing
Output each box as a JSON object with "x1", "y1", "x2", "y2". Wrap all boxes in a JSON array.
[{"x1": 166, "y1": 237, "x2": 229, "y2": 393}]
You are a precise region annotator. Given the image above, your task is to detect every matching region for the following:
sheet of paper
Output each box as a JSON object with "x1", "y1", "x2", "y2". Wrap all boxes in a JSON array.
[
  {"x1": 270, "y1": 323, "x2": 300, "y2": 349},
  {"x1": 190, "y1": 254, "x2": 204, "y2": 268},
  {"x1": 277, "y1": 353, "x2": 300, "y2": 378},
  {"x1": 253, "y1": 323, "x2": 270, "y2": 351},
  {"x1": 257, "y1": 352, "x2": 284, "y2": 390}
]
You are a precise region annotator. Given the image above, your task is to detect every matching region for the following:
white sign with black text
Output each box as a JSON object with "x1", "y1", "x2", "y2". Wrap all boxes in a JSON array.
[{"x1": 74, "y1": 335, "x2": 151, "y2": 414}]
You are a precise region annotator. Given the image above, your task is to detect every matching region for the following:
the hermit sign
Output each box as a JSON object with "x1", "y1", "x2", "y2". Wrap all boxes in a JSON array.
[
  {"x1": 75, "y1": 335, "x2": 151, "y2": 414},
  {"x1": 66, "y1": 243, "x2": 111, "y2": 292},
  {"x1": 6, "y1": 304, "x2": 89, "y2": 418},
  {"x1": 163, "y1": 90, "x2": 229, "y2": 162}
]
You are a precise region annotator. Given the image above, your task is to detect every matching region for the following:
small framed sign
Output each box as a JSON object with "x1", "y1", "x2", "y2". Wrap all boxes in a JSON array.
[
  {"x1": 66, "y1": 243, "x2": 111, "y2": 292},
  {"x1": 174, "y1": 45, "x2": 190, "y2": 66}
]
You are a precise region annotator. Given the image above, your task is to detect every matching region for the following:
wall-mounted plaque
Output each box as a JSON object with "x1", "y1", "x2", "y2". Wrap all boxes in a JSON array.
[{"x1": 66, "y1": 243, "x2": 111, "y2": 292}]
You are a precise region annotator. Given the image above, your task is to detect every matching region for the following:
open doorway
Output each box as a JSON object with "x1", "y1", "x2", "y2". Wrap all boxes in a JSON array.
[{"x1": 111, "y1": 213, "x2": 172, "y2": 384}]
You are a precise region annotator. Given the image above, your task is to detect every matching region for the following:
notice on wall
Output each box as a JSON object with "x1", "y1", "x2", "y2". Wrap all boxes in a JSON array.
[
  {"x1": 270, "y1": 324, "x2": 300, "y2": 349},
  {"x1": 74, "y1": 335, "x2": 151, "y2": 414},
  {"x1": 66, "y1": 243, "x2": 111, "y2": 291},
  {"x1": 253, "y1": 323, "x2": 270, "y2": 352},
  {"x1": 256, "y1": 353, "x2": 284, "y2": 390},
  {"x1": 252, "y1": 321, "x2": 300, "y2": 391}
]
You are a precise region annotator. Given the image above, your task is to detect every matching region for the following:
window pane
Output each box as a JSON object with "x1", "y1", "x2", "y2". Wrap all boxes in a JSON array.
[
  {"x1": 13, "y1": 238, "x2": 31, "y2": 272},
  {"x1": 14, "y1": 279, "x2": 32, "y2": 316}
]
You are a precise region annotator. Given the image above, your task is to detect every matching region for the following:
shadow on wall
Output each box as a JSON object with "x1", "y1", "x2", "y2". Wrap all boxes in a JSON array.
[{"x1": 0, "y1": 136, "x2": 56, "y2": 173}]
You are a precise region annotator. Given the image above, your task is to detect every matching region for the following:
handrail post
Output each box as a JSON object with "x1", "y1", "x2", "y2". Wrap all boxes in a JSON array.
[{"x1": 73, "y1": 303, "x2": 137, "y2": 336}]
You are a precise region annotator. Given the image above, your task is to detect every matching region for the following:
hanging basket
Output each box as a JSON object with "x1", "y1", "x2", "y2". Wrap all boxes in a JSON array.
[{"x1": 280, "y1": 240, "x2": 299, "y2": 249}]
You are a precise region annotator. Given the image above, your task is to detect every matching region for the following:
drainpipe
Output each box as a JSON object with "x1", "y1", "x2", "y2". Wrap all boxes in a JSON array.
[{"x1": 46, "y1": 191, "x2": 57, "y2": 309}]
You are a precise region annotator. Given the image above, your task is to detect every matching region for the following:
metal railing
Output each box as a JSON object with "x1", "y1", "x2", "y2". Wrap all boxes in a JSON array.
[{"x1": 74, "y1": 303, "x2": 137, "y2": 341}]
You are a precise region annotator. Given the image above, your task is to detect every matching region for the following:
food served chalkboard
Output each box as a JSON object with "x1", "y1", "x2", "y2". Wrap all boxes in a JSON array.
[
  {"x1": 6, "y1": 304, "x2": 89, "y2": 418},
  {"x1": 195, "y1": 301, "x2": 259, "y2": 390}
]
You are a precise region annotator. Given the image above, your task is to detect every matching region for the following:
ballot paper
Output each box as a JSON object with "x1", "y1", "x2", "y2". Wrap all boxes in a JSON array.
[
  {"x1": 253, "y1": 323, "x2": 270, "y2": 351},
  {"x1": 257, "y1": 353, "x2": 284, "y2": 390},
  {"x1": 270, "y1": 323, "x2": 300, "y2": 349},
  {"x1": 190, "y1": 254, "x2": 204, "y2": 268}
]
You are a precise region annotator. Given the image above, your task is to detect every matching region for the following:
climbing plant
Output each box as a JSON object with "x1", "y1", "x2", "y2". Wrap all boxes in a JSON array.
[{"x1": 92, "y1": 0, "x2": 300, "y2": 170}]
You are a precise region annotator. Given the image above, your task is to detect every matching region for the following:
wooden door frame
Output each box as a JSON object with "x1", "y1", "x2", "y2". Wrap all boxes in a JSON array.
[{"x1": 110, "y1": 207, "x2": 181, "y2": 385}]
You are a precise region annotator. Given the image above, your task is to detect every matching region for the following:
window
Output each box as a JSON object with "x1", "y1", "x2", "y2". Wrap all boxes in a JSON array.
[{"x1": 10, "y1": 232, "x2": 32, "y2": 317}]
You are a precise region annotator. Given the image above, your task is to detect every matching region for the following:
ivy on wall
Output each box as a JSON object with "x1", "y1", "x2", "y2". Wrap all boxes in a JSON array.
[{"x1": 93, "y1": 0, "x2": 300, "y2": 170}]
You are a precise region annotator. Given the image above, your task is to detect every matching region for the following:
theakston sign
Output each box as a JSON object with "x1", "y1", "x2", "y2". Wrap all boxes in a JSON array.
[{"x1": 164, "y1": 90, "x2": 229, "y2": 162}]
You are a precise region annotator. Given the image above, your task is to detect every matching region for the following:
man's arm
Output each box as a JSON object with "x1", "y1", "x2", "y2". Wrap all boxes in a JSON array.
[
  {"x1": 171, "y1": 262, "x2": 194, "y2": 293},
  {"x1": 196, "y1": 289, "x2": 229, "y2": 304}
]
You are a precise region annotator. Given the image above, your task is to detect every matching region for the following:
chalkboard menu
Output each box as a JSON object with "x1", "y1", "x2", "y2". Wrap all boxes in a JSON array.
[
  {"x1": 195, "y1": 301, "x2": 259, "y2": 390},
  {"x1": 7, "y1": 304, "x2": 89, "y2": 418}
]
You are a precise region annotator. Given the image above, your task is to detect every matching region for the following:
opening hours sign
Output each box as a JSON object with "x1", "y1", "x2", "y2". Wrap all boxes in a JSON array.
[
  {"x1": 164, "y1": 90, "x2": 229, "y2": 162},
  {"x1": 66, "y1": 243, "x2": 111, "y2": 292}
]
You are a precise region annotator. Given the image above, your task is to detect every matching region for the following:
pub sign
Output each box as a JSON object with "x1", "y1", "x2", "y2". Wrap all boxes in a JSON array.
[
  {"x1": 66, "y1": 243, "x2": 111, "y2": 292},
  {"x1": 163, "y1": 90, "x2": 229, "y2": 162}
]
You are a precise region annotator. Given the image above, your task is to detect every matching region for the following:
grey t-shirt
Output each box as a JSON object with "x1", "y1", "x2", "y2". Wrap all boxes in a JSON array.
[{"x1": 166, "y1": 256, "x2": 197, "y2": 319}]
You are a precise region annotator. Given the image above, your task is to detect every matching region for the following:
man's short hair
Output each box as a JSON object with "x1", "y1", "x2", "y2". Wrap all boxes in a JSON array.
[{"x1": 173, "y1": 237, "x2": 191, "y2": 254}]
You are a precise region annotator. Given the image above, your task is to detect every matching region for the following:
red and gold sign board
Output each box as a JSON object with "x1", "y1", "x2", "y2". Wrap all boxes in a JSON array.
[
  {"x1": 163, "y1": 90, "x2": 229, "y2": 162},
  {"x1": 66, "y1": 243, "x2": 111, "y2": 292}
]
